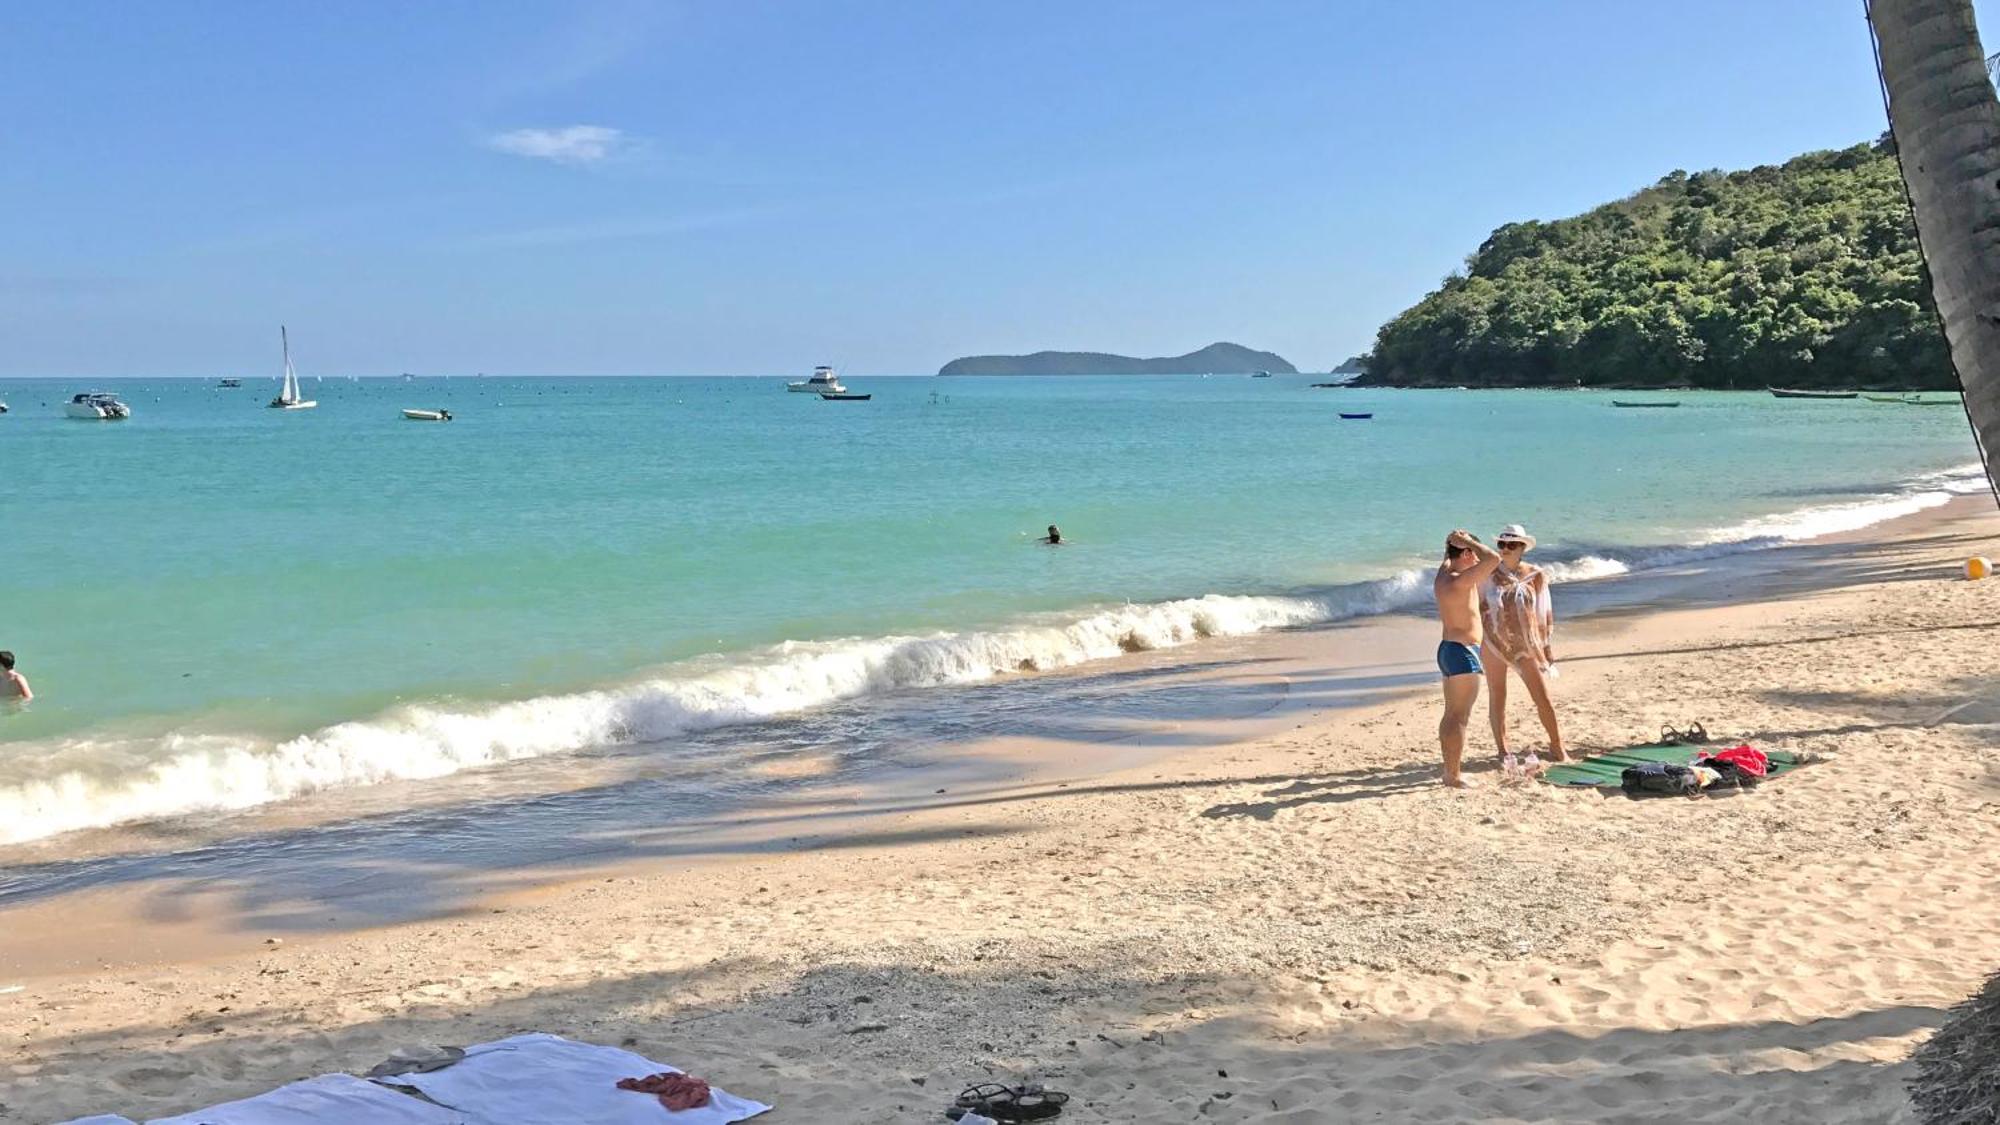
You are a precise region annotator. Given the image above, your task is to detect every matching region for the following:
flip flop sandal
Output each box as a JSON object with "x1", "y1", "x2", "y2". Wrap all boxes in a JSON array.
[
  {"x1": 1683, "y1": 721, "x2": 1711, "y2": 744},
  {"x1": 1660, "y1": 724, "x2": 1687, "y2": 745},
  {"x1": 950, "y1": 1083, "x2": 1070, "y2": 1121}
]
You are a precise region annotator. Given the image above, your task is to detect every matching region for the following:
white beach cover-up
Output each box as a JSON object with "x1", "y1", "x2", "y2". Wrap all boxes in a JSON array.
[
  {"x1": 375, "y1": 1033, "x2": 771, "y2": 1125},
  {"x1": 144, "y1": 1073, "x2": 467, "y2": 1124}
]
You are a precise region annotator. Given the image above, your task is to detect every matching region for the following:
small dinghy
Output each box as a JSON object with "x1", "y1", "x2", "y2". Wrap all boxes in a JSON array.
[
  {"x1": 402, "y1": 408, "x2": 453, "y2": 421},
  {"x1": 268, "y1": 327, "x2": 318, "y2": 410},
  {"x1": 1339, "y1": 412, "x2": 1373, "y2": 420},
  {"x1": 1612, "y1": 400, "x2": 1680, "y2": 408},
  {"x1": 1769, "y1": 387, "x2": 1857, "y2": 399},
  {"x1": 819, "y1": 392, "x2": 872, "y2": 401}
]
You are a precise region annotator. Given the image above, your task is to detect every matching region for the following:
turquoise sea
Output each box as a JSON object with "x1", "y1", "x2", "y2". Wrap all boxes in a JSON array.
[{"x1": 0, "y1": 374, "x2": 1984, "y2": 845}]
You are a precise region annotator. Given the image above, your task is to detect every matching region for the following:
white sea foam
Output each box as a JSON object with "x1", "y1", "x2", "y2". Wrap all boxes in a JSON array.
[
  {"x1": 1, "y1": 463, "x2": 1985, "y2": 845},
  {"x1": 1541, "y1": 462, "x2": 1990, "y2": 579},
  {"x1": 0, "y1": 593, "x2": 1353, "y2": 845}
]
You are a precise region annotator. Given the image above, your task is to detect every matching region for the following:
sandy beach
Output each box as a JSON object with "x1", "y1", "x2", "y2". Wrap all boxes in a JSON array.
[{"x1": 6, "y1": 495, "x2": 1999, "y2": 1123}]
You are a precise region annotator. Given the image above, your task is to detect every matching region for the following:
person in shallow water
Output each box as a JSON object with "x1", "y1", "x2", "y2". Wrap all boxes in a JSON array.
[
  {"x1": 1433, "y1": 530, "x2": 1501, "y2": 787},
  {"x1": 1481, "y1": 524, "x2": 1567, "y2": 764},
  {"x1": 1, "y1": 650, "x2": 31, "y2": 704},
  {"x1": 1039, "y1": 525, "x2": 1063, "y2": 545}
]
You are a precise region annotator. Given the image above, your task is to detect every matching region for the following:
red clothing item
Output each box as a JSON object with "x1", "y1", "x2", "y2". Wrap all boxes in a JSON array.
[
  {"x1": 617, "y1": 1071, "x2": 712, "y2": 1112},
  {"x1": 1699, "y1": 744, "x2": 1769, "y2": 778}
]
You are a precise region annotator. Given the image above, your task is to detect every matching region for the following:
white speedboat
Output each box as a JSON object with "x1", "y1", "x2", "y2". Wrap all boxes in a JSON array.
[
  {"x1": 787, "y1": 365, "x2": 846, "y2": 394},
  {"x1": 402, "y1": 408, "x2": 452, "y2": 421},
  {"x1": 65, "y1": 392, "x2": 132, "y2": 420},
  {"x1": 268, "y1": 326, "x2": 318, "y2": 410}
]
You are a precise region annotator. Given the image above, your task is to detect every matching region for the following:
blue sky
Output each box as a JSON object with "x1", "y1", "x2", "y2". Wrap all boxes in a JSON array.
[{"x1": 0, "y1": 1, "x2": 1982, "y2": 377}]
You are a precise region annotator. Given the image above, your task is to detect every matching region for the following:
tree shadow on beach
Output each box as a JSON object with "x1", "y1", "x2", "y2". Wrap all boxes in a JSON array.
[
  {"x1": 1199, "y1": 760, "x2": 1441, "y2": 819},
  {"x1": 1561, "y1": 618, "x2": 2000, "y2": 668},
  {"x1": 1745, "y1": 675, "x2": 2000, "y2": 743},
  {"x1": 8, "y1": 939, "x2": 1951, "y2": 1124}
]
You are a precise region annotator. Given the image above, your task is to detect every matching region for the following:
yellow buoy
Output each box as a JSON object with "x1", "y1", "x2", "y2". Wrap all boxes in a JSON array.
[{"x1": 1968, "y1": 557, "x2": 1992, "y2": 580}]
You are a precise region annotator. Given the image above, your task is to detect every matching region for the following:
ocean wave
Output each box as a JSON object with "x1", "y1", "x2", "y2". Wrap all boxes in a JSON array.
[
  {"x1": 0, "y1": 591, "x2": 1383, "y2": 845},
  {"x1": 0, "y1": 463, "x2": 1984, "y2": 845},
  {"x1": 1536, "y1": 461, "x2": 1988, "y2": 580}
]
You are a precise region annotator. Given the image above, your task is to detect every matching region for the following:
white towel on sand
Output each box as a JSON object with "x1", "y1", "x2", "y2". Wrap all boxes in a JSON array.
[
  {"x1": 376, "y1": 1033, "x2": 770, "y2": 1125},
  {"x1": 145, "y1": 1073, "x2": 466, "y2": 1123},
  {"x1": 55, "y1": 1116, "x2": 140, "y2": 1125}
]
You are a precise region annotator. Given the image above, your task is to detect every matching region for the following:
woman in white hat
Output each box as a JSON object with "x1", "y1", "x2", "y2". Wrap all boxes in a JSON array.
[{"x1": 1481, "y1": 524, "x2": 1566, "y2": 764}]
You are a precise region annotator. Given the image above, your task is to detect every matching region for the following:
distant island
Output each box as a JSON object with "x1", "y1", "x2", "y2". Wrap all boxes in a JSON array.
[
  {"x1": 1361, "y1": 138, "x2": 1954, "y2": 390},
  {"x1": 1331, "y1": 355, "x2": 1369, "y2": 374},
  {"x1": 939, "y1": 341, "x2": 1296, "y2": 376}
]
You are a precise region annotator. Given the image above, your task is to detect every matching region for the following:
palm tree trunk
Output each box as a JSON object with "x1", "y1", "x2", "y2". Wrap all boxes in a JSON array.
[{"x1": 1868, "y1": 0, "x2": 2000, "y2": 498}]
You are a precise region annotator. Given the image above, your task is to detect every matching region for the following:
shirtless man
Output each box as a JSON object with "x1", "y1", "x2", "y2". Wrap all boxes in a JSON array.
[
  {"x1": 0, "y1": 651, "x2": 31, "y2": 705},
  {"x1": 1433, "y1": 531, "x2": 1501, "y2": 787}
]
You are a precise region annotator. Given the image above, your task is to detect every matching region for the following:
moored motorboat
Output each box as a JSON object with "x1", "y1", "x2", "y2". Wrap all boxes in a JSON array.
[
  {"x1": 1338, "y1": 412, "x2": 1373, "y2": 420},
  {"x1": 1612, "y1": 400, "x2": 1681, "y2": 408},
  {"x1": 65, "y1": 392, "x2": 132, "y2": 419},
  {"x1": 217, "y1": 378, "x2": 242, "y2": 388},
  {"x1": 402, "y1": 408, "x2": 452, "y2": 421},
  {"x1": 819, "y1": 392, "x2": 872, "y2": 401},
  {"x1": 788, "y1": 365, "x2": 846, "y2": 394},
  {"x1": 1768, "y1": 388, "x2": 1858, "y2": 399}
]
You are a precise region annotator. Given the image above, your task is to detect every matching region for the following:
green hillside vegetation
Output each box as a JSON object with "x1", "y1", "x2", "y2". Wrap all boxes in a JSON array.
[{"x1": 1364, "y1": 140, "x2": 1952, "y2": 389}]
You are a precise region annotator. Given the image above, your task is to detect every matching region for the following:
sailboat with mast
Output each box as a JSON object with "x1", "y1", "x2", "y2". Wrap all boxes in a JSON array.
[{"x1": 268, "y1": 326, "x2": 318, "y2": 411}]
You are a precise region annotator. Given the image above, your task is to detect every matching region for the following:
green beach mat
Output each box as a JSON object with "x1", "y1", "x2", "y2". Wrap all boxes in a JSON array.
[{"x1": 1538, "y1": 743, "x2": 1803, "y2": 788}]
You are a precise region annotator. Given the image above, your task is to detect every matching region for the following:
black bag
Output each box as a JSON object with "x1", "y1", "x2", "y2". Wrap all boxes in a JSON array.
[
  {"x1": 1699, "y1": 757, "x2": 1758, "y2": 788},
  {"x1": 1621, "y1": 762, "x2": 1698, "y2": 796}
]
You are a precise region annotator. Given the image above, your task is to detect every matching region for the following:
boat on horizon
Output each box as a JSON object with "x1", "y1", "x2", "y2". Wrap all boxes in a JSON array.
[
  {"x1": 65, "y1": 391, "x2": 131, "y2": 420},
  {"x1": 268, "y1": 327, "x2": 318, "y2": 411},
  {"x1": 1865, "y1": 393, "x2": 1960, "y2": 405},
  {"x1": 1613, "y1": 400, "x2": 1681, "y2": 408},
  {"x1": 1339, "y1": 412, "x2": 1373, "y2": 420},
  {"x1": 402, "y1": 408, "x2": 452, "y2": 422},
  {"x1": 1769, "y1": 387, "x2": 1858, "y2": 399},
  {"x1": 217, "y1": 378, "x2": 242, "y2": 389},
  {"x1": 1252, "y1": 370, "x2": 1273, "y2": 378},
  {"x1": 789, "y1": 365, "x2": 846, "y2": 394}
]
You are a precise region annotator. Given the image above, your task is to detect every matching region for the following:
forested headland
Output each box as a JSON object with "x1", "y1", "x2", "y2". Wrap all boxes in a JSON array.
[{"x1": 1361, "y1": 140, "x2": 1953, "y2": 390}]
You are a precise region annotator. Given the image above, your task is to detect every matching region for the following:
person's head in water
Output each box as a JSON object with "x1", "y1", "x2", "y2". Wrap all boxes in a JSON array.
[
  {"x1": 0, "y1": 652, "x2": 13, "y2": 672},
  {"x1": 1046, "y1": 525, "x2": 1062, "y2": 545}
]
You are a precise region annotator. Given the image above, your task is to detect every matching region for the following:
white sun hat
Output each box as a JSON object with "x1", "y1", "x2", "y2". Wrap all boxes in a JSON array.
[{"x1": 1496, "y1": 524, "x2": 1536, "y2": 550}]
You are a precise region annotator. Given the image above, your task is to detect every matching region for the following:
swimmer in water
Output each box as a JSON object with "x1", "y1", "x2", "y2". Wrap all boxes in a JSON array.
[
  {"x1": 1, "y1": 651, "x2": 31, "y2": 704},
  {"x1": 1039, "y1": 524, "x2": 1063, "y2": 545}
]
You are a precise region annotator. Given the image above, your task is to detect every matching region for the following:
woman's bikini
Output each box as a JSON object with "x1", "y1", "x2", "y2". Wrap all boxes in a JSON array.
[{"x1": 1482, "y1": 563, "x2": 1553, "y2": 671}]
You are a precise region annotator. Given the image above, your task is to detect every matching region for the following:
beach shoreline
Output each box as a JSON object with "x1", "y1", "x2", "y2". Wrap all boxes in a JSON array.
[{"x1": 4, "y1": 493, "x2": 1999, "y2": 1122}]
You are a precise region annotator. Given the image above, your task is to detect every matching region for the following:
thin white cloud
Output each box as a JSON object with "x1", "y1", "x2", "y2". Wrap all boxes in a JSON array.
[{"x1": 486, "y1": 125, "x2": 628, "y2": 166}]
